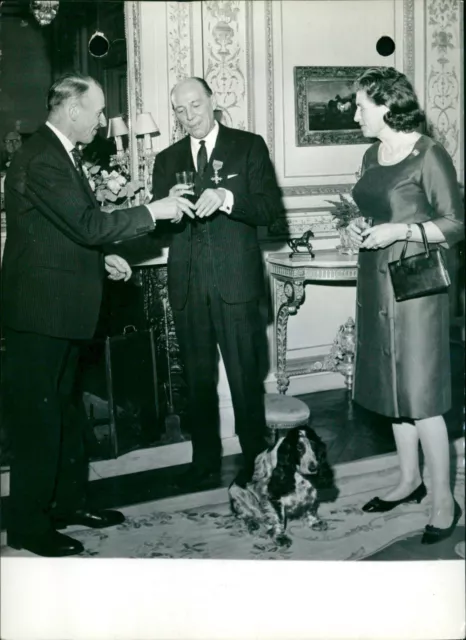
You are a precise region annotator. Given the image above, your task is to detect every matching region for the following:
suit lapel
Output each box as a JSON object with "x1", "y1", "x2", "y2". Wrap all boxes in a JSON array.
[{"x1": 37, "y1": 125, "x2": 97, "y2": 205}]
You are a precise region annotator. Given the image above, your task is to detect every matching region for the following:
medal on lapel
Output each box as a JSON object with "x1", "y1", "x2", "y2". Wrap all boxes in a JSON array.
[{"x1": 211, "y1": 159, "x2": 223, "y2": 185}]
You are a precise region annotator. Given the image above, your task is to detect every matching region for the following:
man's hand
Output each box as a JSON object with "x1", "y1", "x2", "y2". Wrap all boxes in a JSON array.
[
  {"x1": 105, "y1": 255, "x2": 132, "y2": 282},
  {"x1": 146, "y1": 196, "x2": 196, "y2": 222},
  {"x1": 195, "y1": 189, "x2": 226, "y2": 218},
  {"x1": 168, "y1": 184, "x2": 196, "y2": 223},
  {"x1": 169, "y1": 184, "x2": 194, "y2": 199}
]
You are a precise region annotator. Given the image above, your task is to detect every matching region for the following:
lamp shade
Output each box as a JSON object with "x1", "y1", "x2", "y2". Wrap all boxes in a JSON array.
[
  {"x1": 107, "y1": 117, "x2": 129, "y2": 138},
  {"x1": 135, "y1": 112, "x2": 159, "y2": 136}
]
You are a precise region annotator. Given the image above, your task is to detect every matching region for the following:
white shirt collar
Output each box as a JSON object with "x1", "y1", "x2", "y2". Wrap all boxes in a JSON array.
[
  {"x1": 45, "y1": 121, "x2": 75, "y2": 159},
  {"x1": 190, "y1": 121, "x2": 219, "y2": 168}
]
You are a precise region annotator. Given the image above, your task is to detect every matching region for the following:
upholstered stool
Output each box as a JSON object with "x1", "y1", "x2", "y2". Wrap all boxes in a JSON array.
[{"x1": 264, "y1": 393, "x2": 311, "y2": 444}]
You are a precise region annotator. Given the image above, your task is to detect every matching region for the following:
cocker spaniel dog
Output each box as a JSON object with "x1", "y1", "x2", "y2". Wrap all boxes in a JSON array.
[{"x1": 229, "y1": 427, "x2": 334, "y2": 547}]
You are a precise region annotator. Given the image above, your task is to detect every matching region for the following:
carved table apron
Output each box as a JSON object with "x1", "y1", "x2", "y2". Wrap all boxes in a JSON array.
[{"x1": 267, "y1": 250, "x2": 358, "y2": 394}]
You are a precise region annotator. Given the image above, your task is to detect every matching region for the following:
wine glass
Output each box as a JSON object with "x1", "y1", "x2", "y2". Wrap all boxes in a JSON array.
[
  {"x1": 175, "y1": 170, "x2": 195, "y2": 203},
  {"x1": 355, "y1": 216, "x2": 374, "y2": 230}
]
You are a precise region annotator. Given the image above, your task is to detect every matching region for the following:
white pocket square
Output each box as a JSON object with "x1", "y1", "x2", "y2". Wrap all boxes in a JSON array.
[{"x1": 227, "y1": 173, "x2": 238, "y2": 179}]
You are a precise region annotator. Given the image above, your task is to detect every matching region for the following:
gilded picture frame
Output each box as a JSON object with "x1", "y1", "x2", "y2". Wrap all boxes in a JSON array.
[{"x1": 294, "y1": 66, "x2": 371, "y2": 146}]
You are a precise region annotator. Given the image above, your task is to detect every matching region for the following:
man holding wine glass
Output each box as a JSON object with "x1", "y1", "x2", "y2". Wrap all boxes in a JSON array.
[{"x1": 151, "y1": 76, "x2": 284, "y2": 490}]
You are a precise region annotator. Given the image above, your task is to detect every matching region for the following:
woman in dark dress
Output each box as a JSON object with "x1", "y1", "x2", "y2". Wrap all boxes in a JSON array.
[{"x1": 348, "y1": 67, "x2": 464, "y2": 545}]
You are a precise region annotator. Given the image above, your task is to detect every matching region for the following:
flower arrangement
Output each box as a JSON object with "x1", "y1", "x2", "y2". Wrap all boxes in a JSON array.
[
  {"x1": 326, "y1": 194, "x2": 361, "y2": 229},
  {"x1": 83, "y1": 161, "x2": 144, "y2": 208}
]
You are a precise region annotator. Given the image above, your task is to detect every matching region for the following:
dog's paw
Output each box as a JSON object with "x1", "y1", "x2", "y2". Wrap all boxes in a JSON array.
[
  {"x1": 310, "y1": 519, "x2": 328, "y2": 531},
  {"x1": 275, "y1": 533, "x2": 292, "y2": 548},
  {"x1": 246, "y1": 520, "x2": 260, "y2": 533}
]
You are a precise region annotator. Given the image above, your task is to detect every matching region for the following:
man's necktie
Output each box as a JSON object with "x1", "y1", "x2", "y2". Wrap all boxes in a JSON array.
[
  {"x1": 71, "y1": 147, "x2": 85, "y2": 178},
  {"x1": 196, "y1": 140, "x2": 208, "y2": 178}
]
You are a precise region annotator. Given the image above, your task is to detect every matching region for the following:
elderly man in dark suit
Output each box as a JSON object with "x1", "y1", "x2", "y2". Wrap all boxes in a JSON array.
[
  {"x1": 2, "y1": 72, "x2": 194, "y2": 557},
  {"x1": 151, "y1": 77, "x2": 283, "y2": 489}
]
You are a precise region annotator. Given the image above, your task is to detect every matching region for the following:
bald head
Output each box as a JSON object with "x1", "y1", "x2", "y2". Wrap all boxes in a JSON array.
[{"x1": 171, "y1": 77, "x2": 216, "y2": 139}]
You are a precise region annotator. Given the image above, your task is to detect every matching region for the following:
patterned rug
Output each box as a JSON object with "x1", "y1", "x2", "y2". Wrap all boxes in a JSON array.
[{"x1": 3, "y1": 441, "x2": 464, "y2": 560}]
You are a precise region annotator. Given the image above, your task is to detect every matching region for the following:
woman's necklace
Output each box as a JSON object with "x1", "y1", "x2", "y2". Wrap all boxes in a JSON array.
[{"x1": 379, "y1": 137, "x2": 419, "y2": 165}]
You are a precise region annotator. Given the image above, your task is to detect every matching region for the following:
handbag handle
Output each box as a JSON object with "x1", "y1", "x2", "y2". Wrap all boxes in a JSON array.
[{"x1": 399, "y1": 223, "x2": 429, "y2": 262}]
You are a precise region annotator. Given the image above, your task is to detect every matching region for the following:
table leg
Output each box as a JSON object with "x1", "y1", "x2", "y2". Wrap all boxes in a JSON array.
[
  {"x1": 275, "y1": 280, "x2": 305, "y2": 394},
  {"x1": 337, "y1": 317, "x2": 356, "y2": 390},
  {"x1": 323, "y1": 316, "x2": 356, "y2": 390}
]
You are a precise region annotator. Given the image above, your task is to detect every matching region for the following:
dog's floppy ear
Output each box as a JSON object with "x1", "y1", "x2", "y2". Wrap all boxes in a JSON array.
[
  {"x1": 251, "y1": 436, "x2": 285, "y2": 483},
  {"x1": 306, "y1": 427, "x2": 334, "y2": 487},
  {"x1": 268, "y1": 431, "x2": 299, "y2": 500}
]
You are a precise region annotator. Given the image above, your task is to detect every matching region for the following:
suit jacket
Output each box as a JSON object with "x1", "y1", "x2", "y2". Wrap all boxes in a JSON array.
[
  {"x1": 151, "y1": 124, "x2": 283, "y2": 309},
  {"x1": 2, "y1": 124, "x2": 155, "y2": 339}
]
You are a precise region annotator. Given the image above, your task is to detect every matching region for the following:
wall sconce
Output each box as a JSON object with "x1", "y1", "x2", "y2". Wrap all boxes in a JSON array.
[
  {"x1": 135, "y1": 112, "x2": 160, "y2": 194},
  {"x1": 106, "y1": 112, "x2": 160, "y2": 202},
  {"x1": 135, "y1": 112, "x2": 159, "y2": 150},
  {"x1": 107, "y1": 116, "x2": 130, "y2": 174}
]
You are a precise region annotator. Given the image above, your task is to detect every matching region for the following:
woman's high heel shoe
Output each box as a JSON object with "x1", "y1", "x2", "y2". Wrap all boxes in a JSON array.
[
  {"x1": 362, "y1": 482, "x2": 427, "y2": 513},
  {"x1": 421, "y1": 500, "x2": 462, "y2": 545}
]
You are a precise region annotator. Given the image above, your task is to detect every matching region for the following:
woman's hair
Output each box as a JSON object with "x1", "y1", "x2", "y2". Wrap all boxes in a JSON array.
[{"x1": 355, "y1": 67, "x2": 425, "y2": 132}]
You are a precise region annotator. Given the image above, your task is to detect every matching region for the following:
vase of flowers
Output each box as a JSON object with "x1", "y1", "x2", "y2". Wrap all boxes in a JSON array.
[
  {"x1": 326, "y1": 194, "x2": 361, "y2": 255},
  {"x1": 83, "y1": 161, "x2": 145, "y2": 211}
]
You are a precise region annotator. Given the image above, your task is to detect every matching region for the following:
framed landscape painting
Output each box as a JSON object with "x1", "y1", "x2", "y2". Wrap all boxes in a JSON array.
[{"x1": 294, "y1": 66, "x2": 371, "y2": 146}]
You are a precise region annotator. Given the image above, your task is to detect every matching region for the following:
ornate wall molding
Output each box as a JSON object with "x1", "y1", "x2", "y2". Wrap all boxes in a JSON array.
[
  {"x1": 245, "y1": 1, "x2": 254, "y2": 131},
  {"x1": 124, "y1": 2, "x2": 142, "y2": 181},
  {"x1": 425, "y1": 0, "x2": 461, "y2": 168},
  {"x1": 203, "y1": 0, "x2": 248, "y2": 130},
  {"x1": 268, "y1": 207, "x2": 338, "y2": 238},
  {"x1": 281, "y1": 184, "x2": 353, "y2": 197},
  {"x1": 167, "y1": 1, "x2": 193, "y2": 143},
  {"x1": 403, "y1": 0, "x2": 415, "y2": 82},
  {"x1": 265, "y1": 0, "x2": 274, "y2": 159}
]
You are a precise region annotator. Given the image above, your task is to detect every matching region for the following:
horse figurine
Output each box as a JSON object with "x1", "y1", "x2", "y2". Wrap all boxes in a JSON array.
[{"x1": 288, "y1": 229, "x2": 315, "y2": 258}]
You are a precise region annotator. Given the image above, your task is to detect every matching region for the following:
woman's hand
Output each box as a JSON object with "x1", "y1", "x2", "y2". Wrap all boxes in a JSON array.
[
  {"x1": 347, "y1": 220, "x2": 364, "y2": 248},
  {"x1": 360, "y1": 223, "x2": 407, "y2": 250}
]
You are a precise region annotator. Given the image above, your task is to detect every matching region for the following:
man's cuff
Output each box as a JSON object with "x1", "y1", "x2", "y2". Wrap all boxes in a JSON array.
[
  {"x1": 144, "y1": 204, "x2": 157, "y2": 226},
  {"x1": 219, "y1": 189, "x2": 234, "y2": 214}
]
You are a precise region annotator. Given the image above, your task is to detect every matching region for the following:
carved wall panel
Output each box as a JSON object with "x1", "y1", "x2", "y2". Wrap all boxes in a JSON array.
[
  {"x1": 202, "y1": 0, "x2": 251, "y2": 130},
  {"x1": 403, "y1": 0, "x2": 415, "y2": 83},
  {"x1": 167, "y1": 1, "x2": 194, "y2": 143},
  {"x1": 425, "y1": 0, "x2": 462, "y2": 171}
]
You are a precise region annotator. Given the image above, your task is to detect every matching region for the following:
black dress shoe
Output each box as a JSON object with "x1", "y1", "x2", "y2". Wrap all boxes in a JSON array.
[
  {"x1": 421, "y1": 500, "x2": 462, "y2": 545},
  {"x1": 8, "y1": 530, "x2": 84, "y2": 557},
  {"x1": 53, "y1": 509, "x2": 125, "y2": 529},
  {"x1": 175, "y1": 466, "x2": 221, "y2": 490},
  {"x1": 362, "y1": 482, "x2": 427, "y2": 513}
]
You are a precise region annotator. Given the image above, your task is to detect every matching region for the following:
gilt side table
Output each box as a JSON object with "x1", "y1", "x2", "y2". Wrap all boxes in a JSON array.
[{"x1": 267, "y1": 250, "x2": 358, "y2": 394}]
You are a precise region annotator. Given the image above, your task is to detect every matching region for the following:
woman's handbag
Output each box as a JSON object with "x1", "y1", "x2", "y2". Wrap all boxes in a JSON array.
[{"x1": 388, "y1": 223, "x2": 451, "y2": 301}]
